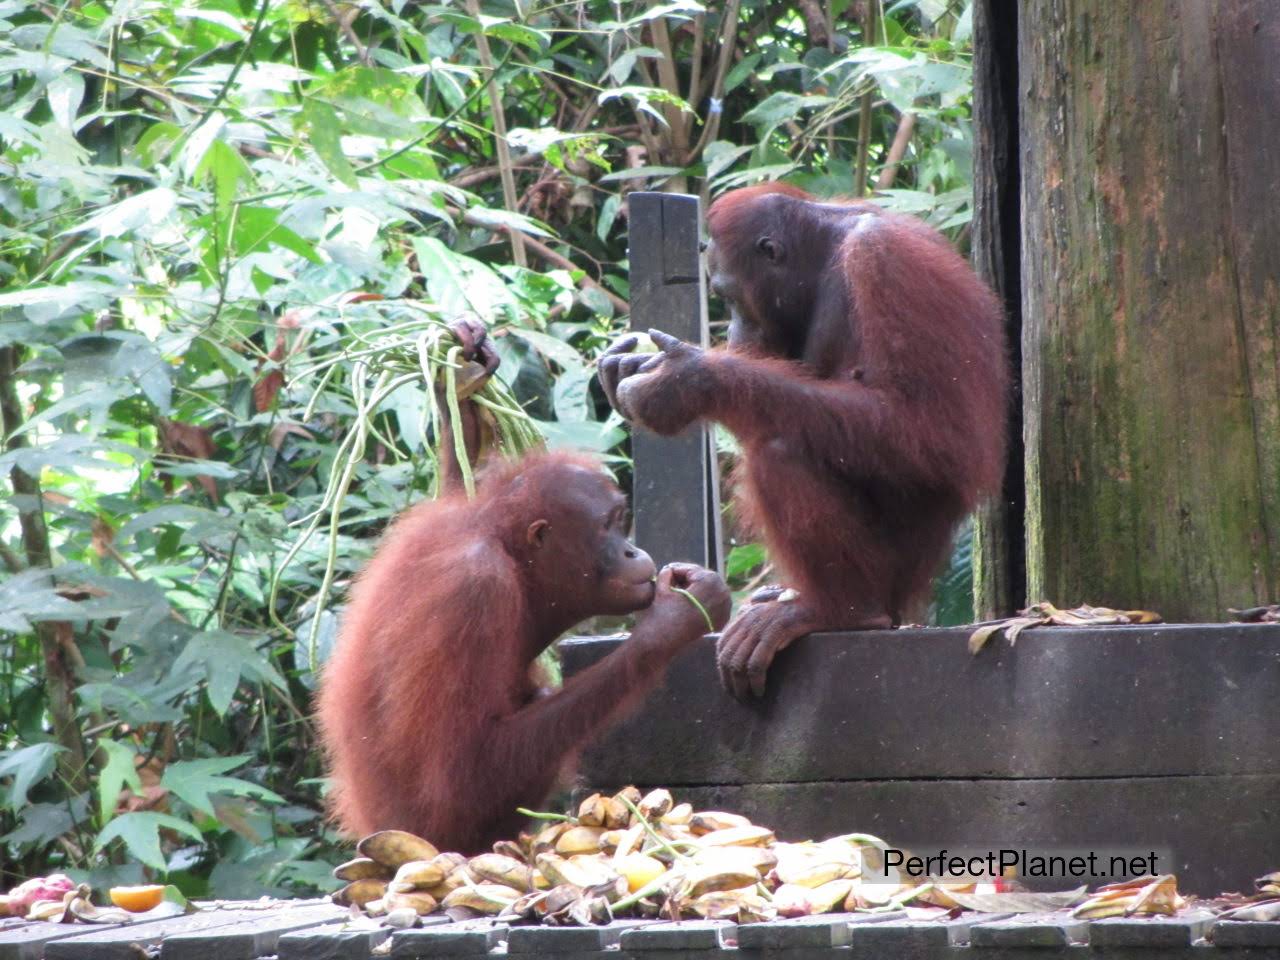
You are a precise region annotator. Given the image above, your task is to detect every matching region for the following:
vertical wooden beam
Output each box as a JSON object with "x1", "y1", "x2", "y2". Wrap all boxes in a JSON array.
[
  {"x1": 626, "y1": 192, "x2": 722, "y2": 573},
  {"x1": 970, "y1": 0, "x2": 1025, "y2": 618},
  {"x1": 1019, "y1": 0, "x2": 1280, "y2": 617}
]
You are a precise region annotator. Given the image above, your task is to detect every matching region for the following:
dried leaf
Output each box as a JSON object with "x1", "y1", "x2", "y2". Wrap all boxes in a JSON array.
[{"x1": 946, "y1": 886, "x2": 1087, "y2": 913}]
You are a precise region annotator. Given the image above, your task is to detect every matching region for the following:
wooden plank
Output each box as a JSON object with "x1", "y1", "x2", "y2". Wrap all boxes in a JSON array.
[
  {"x1": 391, "y1": 920, "x2": 507, "y2": 957},
  {"x1": 0, "y1": 919, "x2": 131, "y2": 960},
  {"x1": 620, "y1": 920, "x2": 735, "y2": 951},
  {"x1": 847, "y1": 912, "x2": 1014, "y2": 960},
  {"x1": 969, "y1": 912, "x2": 1090, "y2": 947},
  {"x1": 277, "y1": 917, "x2": 450, "y2": 960},
  {"x1": 1212, "y1": 920, "x2": 1280, "y2": 948},
  {"x1": 157, "y1": 901, "x2": 346, "y2": 960},
  {"x1": 42, "y1": 903, "x2": 323, "y2": 960},
  {"x1": 626, "y1": 191, "x2": 720, "y2": 574},
  {"x1": 507, "y1": 920, "x2": 647, "y2": 953},
  {"x1": 562, "y1": 624, "x2": 1280, "y2": 783},
  {"x1": 1088, "y1": 911, "x2": 1216, "y2": 947}
]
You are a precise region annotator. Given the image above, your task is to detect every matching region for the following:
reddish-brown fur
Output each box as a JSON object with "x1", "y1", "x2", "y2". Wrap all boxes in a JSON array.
[
  {"x1": 316, "y1": 451, "x2": 729, "y2": 852},
  {"x1": 599, "y1": 183, "x2": 1007, "y2": 698}
]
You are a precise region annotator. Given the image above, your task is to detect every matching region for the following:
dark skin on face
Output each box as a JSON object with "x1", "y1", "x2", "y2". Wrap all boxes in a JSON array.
[
  {"x1": 317, "y1": 450, "x2": 731, "y2": 853},
  {"x1": 598, "y1": 183, "x2": 1008, "y2": 701}
]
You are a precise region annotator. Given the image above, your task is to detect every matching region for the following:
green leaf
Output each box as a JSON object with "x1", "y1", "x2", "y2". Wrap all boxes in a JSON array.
[
  {"x1": 741, "y1": 92, "x2": 835, "y2": 133},
  {"x1": 161, "y1": 756, "x2": 283, "y2": 818},
  {"x1": 172, "y1": 631, "x2": 288, "y2": 716},
  {"x1": 195, "y1": 139, "x2": 253, "y2": 211},
  {"x1": 726, "y1": 543, "x2": 768, "y2": 580},
  {"x1": 504, "y1": 327, "x2": 583, "y2": 371},
  {"x1": 301, "y1": 100, "x2": 358, "y2": 188},
  {"x1": 96, "y1": 739, "x2": 143, "y2": 823},
  {"x1": 95, "y1": 812, "x2": 203, "y2": 873},
  {"x1": 0, "y1": 743, "x2": 66, "y2": 809},
  {"x1": 65, "y1": 187, "x2": 178, "y2": 239}
]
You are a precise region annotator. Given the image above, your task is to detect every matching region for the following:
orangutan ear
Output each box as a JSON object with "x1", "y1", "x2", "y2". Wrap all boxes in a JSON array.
[{"x1": 526, "y1": 519, "x2": 549, "y2": 548}]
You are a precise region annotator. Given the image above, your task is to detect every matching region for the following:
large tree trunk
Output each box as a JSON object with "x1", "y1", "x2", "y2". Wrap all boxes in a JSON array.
[{"x1": 1020, "y1": 0, "x2": 1280, "y2": 619}]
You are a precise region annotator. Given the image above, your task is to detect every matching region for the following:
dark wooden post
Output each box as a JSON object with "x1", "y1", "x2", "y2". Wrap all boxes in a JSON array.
[{"x1": 626, "y1": 192, "x2": 722, "y2": 573}]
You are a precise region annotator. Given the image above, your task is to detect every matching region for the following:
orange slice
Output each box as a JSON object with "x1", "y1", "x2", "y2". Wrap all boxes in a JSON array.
[{"x1": 108, "y1": 884, "x2": 166, "y2": 912}]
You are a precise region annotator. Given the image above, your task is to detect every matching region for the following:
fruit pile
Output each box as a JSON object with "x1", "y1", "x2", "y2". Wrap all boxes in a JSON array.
[
  {"x1": 333, "y1": 786, "x2": 1007, "y2": 926},
  {"x1": 1, "y1": 875, "x2": 167, "y2": 923}
]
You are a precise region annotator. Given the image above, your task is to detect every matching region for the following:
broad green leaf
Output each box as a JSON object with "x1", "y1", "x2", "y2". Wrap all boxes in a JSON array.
[
  {"x1": 161, "y1": 756, "x2": 283, "y2": 817},
  {"x1": 171, "y1": 631, "x2": 288, "y2": 716},
  {"x1": 726, "y1": 543, "x2": 768, "y2": 580},
  {"x1": 195, "y1": 139, "x2": 253, "y2": 211},
  {"x1": 504, "y1": 327, "x2": 583, "y2": 371},
  {"x1": 301, "y1": 100, "x2": 357, "y2": 188},
  {"x1": 95, "y1": 812, "x2": 203, "y2": 873},
  {"x1": 65, "y1": 187, "x2": 177, "y2": 239},
  {"x1": 0, "y1": 743, "x2": 65, "y2": 809},
  {"x1": 96, "y1": 739, "x2": 142, "y2": 823}
]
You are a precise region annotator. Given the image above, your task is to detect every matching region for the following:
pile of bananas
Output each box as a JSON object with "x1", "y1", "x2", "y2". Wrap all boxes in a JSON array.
[
  {"x1": 331, "y1": 787, "x2": 1010, "y2": 926},
  {"x1": 1071, "y1": 875, "x2": 1184, "y2": 918}
]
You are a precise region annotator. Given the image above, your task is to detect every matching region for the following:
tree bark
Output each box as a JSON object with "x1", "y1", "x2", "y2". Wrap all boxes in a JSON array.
[
  {"x1": 0, "y1": 347, "x2": 89, "y2": 792},
  {"x1": 1020, "y1": 0, "x2": 1280, "y2": 618}
]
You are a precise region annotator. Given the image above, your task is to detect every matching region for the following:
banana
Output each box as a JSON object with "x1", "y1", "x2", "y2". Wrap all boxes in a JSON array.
[
  {"x1": 693, "y1": 845, "x2": 777, "y2": 876},
  {"x1": 357, "y1": 830, "x2": 440, "y2": 870},
  {"x1": 691, "y1": 890, "x2": 775, "y2": 923},
  {"x1": 555, "y1": 825, "x2": 608, "y2": 856},
  {"x1": 535, "y1": 852, "x2": 619, "y2": 889},
  {"x1": 383, "y1": 890, "x2": 439, "y2": 916},
  {"x1": 638, "y1": 788, "x2": 673, "y2": 819},
  {"x1": 577, "y1": 793, "x2": 608, "y2": 827},
  {"x1": 681, "y1": 864, "x2": 759, "y2": 898},
  {"x1": 333, "y1": 857, "x2": 392, "y2": 882},
  {"x1": 661, "y1": 803, "x2": 693, "y2": 825},
  {"x1": 612, "y1": 785, "x2": 642, "y2": 807},
  {"x1": 603, "y1": 796, "x2": 631, "y2": 830},
  {"x1": 808, "y1": 878, "x2": 855, "y2": 913},
  {"x1": 533, "y1": 822, "x2": 571, "y2": 854},
  {"x1": 389, "y1": 859, "x2": 446, "y2": 891},
  {"x1": 468, "y1": 853, "x2": 535, "y2": 890},
  {"x1": 333, "y1": 878, "x2": 388, "y2": 907},
  {"x1": 442, "y1": 883, "x2": 521, "y2": 914},
  {"x1": 775, "y1": 858, "x2": 859, "y2": 888},
  {"x1": 697, "y1": 825, "x2": 775, "y2": 848},
  {"x1": 690, "y1": 811, "x2": 752, "y2": 835}
]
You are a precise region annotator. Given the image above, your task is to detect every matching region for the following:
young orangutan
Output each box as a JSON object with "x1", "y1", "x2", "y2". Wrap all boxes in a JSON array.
[{"x1": 316, "y1": 447, "x2": 730, "y2": 852}]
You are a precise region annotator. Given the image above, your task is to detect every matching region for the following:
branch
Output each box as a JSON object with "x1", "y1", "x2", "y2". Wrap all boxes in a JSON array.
[
  {"x1": 686, "y1": 0, "x2": 742, "y2": 166},
  {"x1": 874, "y1": 111, "x2": 916, "y2": 190},
  {"x1": 853, "y1": 3, "x2": 879, "y2": 197},
  {"x1": 465, "y1": 0, "x2": 527, "y2": 267},
  {"x1": 0, "y1": 347, "x2": 88, "y2": 794}
]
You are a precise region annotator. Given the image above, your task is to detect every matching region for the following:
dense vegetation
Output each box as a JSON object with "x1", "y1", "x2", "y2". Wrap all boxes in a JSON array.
[{"x1": 0, "y1": 0, "x2": 975, "y2": 895}]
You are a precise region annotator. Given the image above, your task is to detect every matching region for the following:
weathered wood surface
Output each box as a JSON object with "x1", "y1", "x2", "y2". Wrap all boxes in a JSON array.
[
  {"x1": 626, "y1": 191, "x2": 722, "y2": 574},
  {"x1": 1019, "y1": 0, "x2": 1280, "y2": 618},
  {"x1": 563, "y1": 623, "x2": 1280, "y2": 894},
  {"x1": 563, "y1": 625, "x2": 1280, "y2": 781},
  {"x1": 5, "y1": 908, "x2": 1280, "y2": 959},
  {"x1": 970, "y1": 0, "x2": 1025, "y2": 620}
]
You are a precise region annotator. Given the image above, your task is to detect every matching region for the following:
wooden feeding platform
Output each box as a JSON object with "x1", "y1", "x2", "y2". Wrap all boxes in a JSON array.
[
  {"x1": 5, "y1": 901, "x2": 1280, "y2": 960},
  {"x1": 564, "y1": 625, "x2": 1280, "y2": 898}
]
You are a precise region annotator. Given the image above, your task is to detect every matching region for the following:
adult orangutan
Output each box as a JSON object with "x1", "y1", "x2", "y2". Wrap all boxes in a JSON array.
[
  {"x1": 316, "y1": 446, "x2": 731, "y2": 852},
  {"x1": 598, "y1": 183, "x2": 1007, "y2": 700}
]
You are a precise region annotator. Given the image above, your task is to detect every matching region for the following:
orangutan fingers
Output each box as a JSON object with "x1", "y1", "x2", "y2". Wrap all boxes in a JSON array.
[{"x1": 602, "y1": 334, "x2": 639, "y2": 358}]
